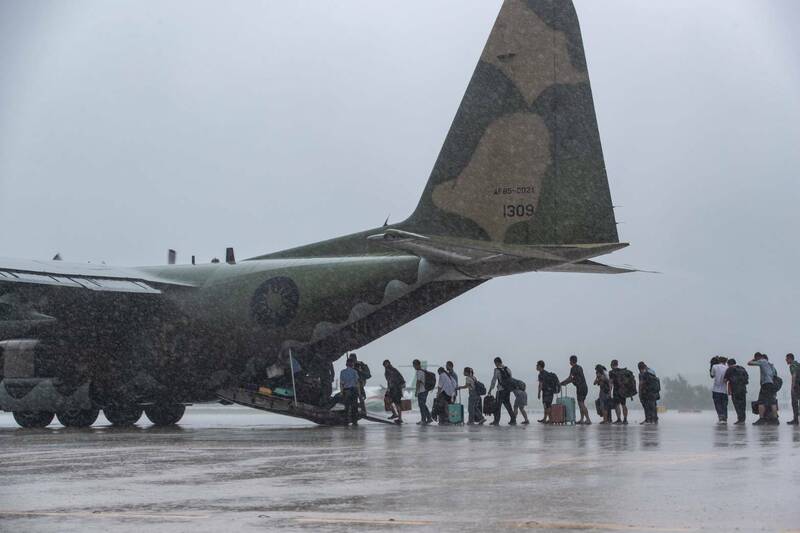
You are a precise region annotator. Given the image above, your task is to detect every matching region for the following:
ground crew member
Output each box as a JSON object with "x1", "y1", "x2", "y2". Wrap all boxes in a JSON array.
[
  {"x1": 488, "y1": 357, "x2": 516, "y2": 426},
  {"x1": 724, "y1": 358, "x2": 749, "y2": 424},
  {"x1": 413, "y1": 359, "x2": 432, "y2": 425},
  {"x1": 608, "y1": 359, "x2": 629, "y2": 425},
  {"x1": 561, "y1": 355, "x2": 591, "y2": 425},
  {"x1": 383, "y1": 359, "x2": 405, "y2": 425},
  {"x1": 785, "y1": 353, "x2": 799, "y2": 425},
  {"x1": 340, "y1": 358, "x2": 360, "y2": 426},
  {"x1": 638, "y1": 362, "x2": 659, "y2": 424},
  {"x1": 748, "y1": 352, "x2": 779, "y2": 425},
  {"x1": 710, "y1": 356, "x2": 729, "y2": 424}
]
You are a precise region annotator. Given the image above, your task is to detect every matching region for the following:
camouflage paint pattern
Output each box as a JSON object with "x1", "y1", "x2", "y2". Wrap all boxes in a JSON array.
[{"x1": 0, "y1": 0, "x2": 625, "y2": 423}]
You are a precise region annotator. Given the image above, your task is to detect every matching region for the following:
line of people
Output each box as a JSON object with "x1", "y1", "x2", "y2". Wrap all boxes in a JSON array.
[{"x1": 351, "y1": 355, "x2": 662, "y2": 426}]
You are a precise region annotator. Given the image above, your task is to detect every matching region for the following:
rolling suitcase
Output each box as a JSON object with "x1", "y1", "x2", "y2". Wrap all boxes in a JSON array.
[
  {"x1": 556, "y1": 389, "x2": 576, "y2": 425},
  {"x1": 483, "y1": 395, "x2": 496, "y2": 415},
  {"x1": 550, "y1": 403, "x2": 566, "y2": 424},
  {"x1": 448, "y1": 402, "x2": 464, "y2": 424}
]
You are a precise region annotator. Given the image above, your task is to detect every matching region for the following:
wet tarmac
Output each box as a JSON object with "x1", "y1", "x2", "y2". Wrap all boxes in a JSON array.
[{"x1": 0, "y1": 405, "x2": 798, "y2": 532}]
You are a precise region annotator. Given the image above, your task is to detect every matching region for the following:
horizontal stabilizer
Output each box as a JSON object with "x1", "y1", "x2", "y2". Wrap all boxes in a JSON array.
[{"x1": 367, "y1": 229, "x2": 629, "y2": 278}]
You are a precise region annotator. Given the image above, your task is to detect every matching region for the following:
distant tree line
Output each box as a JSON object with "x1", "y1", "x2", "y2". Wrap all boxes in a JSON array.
[{"x1": 661, "y1": 374, "x2": 710, "y2": 411}]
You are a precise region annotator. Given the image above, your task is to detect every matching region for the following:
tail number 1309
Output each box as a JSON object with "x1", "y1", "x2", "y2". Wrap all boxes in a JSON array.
[{"x1": 503, "y1": 204, "x2": 534, "y2": 218}]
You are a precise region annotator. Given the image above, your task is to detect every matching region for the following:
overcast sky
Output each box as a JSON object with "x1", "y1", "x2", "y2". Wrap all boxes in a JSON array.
[{"x1": 1, "y1": 0, "x2": 798, "y2": 384}]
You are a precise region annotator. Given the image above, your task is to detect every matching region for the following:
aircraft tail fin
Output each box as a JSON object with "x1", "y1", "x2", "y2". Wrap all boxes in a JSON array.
[{"x1": 401, "y1": 0, "x2": 619, "y2": 246}]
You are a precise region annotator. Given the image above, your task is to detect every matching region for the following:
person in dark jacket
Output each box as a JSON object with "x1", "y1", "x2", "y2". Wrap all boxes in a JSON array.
[
  {"x1": 638, "y1": 362, "x2": 659, "y2": 424},
  {"x1": 383, "y1": 359, "x2": 406, "y2": 425},
  {"x1": 723, "y1": 358, "x2": 749, "y2": 424},
  {"x1": 488, "y1": 357, "x2": 516, "y2": 426},
  {"x1": 608, "y1": 359, "x2": 629, "y2": 425},
  {"x1": 560, "y1": 355, "x2": 591, "y2": 425}
]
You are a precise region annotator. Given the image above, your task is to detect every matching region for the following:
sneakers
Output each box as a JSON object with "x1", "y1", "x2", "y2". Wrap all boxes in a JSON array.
[
  {"x1": 521, "y1": 420, "x2": 530, "y2": 425},
  {"x1": 613, "y1": 420, "x2": 623, "y2": 425},
  {"x1": 753, "y1": 418, "x2": 766, "y2": 425},
  {"x1": 622, "y1": 420, "x2": 628, "y2": 425},
  {"x1": 734, "y1": 420, "x2": 745, "y2": 425},
  {"x1": 787, "y1": 419, "x2": 799, "y2": 425},
  {"x1": 508, "y1": 421, "x2": 517, "y2": 426},
  {"x1": 489, "y1": 421, "x2": 500, "y2": 426}
]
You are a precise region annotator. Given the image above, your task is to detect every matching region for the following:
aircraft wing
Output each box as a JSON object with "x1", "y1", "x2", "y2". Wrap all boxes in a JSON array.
[
  {"x1": 0, "y1": 257, "x2": 195, "y2": 295},
  {"x1": 367, "y1": 229, "x2": 634, "y2": 277}
]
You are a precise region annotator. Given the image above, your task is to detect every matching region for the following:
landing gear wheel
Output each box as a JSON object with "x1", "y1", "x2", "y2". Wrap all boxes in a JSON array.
[
  {"x1": 104, "y1": 404, "x2": 143, "y2": 427},
  {"x1": 145, "y1": 403, "x2": 185, "y2": 426},
  {"x1": 13, "y1": 411, "x2": 54, "y2": 428},
  {"x1": 56, "y1": 408, "x2": 99, "y2": 428}
]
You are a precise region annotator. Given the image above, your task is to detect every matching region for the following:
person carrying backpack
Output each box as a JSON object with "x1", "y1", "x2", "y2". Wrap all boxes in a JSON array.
[
  {"x1": 748, "y1": 352, "x2": 779, "y2": 425},
  {"x1": 512, "y1": 379, "x2": 530, "y2": 425},
  {"x1": 724, "y1": 358, "x2": 749, "y2": 424},
  {"x1": 459, "y1": 367, "x2": 486, "y2": 425},
  {"x1": 710, "y1": 356, "x2": 730, "y2": 424},
  {"x1": 488, "y1": 357, "x2": 516, "y2": 426},
  {"x1": 638, "y1": 361, "x2": 660, "y2": 424},
  {"x1": 537, "y1": 360, "x2": 559, "y2": 424},
  {"x1": 383, "y1": 359, "x2": 406, "y2": 425},
  {"x1": 348, "y1": 352, "x2": 371, "y2": 416},
  {"x1": 609, "y1": 359, "x2": 634, "y2": 425},
  {"x1": 412, "y1": 358, "x2": 433, "y2": 425}
]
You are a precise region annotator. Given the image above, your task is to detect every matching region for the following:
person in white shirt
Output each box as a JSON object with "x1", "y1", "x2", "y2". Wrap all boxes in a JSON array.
[
  {"x1": 435, "y1": 367, "x2": 456, "y2": 424},
  {"x1": 412, "y1": 359, "x2": 432, "y2": 425},
  {"x1": 710, "y1": 356, "x2": 729, "y2": 424},
  {"x1": 458, "y1": 367, "x2": 486, "y2": 425}
]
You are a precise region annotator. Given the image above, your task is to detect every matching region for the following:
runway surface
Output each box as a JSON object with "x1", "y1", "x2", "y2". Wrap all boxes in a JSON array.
[{"x1": 0, "y1": 405, "x2": 798, "y2": 532}]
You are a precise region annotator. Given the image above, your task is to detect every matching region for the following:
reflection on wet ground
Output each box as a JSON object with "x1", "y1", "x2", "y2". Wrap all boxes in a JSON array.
[{"x1": 0, "y1": 406, "x2": 797, "y2": 532}]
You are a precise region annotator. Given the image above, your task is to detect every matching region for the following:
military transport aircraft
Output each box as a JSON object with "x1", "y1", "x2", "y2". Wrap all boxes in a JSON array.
[{"x1": 0, "y1": 0, "x2": 632, "y2": 428}]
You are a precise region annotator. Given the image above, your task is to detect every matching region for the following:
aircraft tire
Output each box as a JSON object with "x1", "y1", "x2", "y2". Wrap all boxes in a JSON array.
[
  {"x1": 145, "y1": 403, "x2": 185, "y2": 426},
  {"x1": 103, "y1": 404, "x2": 143, "y2": 427},
  {"x1": 56, "y1": 408, "x2": 99, "y2": 428},
  {"x1": 13, "y1": 410, "x2": 54, "y2": 428}
]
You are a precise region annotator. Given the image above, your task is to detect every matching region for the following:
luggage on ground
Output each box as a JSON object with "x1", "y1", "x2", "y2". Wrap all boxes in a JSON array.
[
  {"x1": 384, "y1": 395, "x2": 393, "y2": 412},
  {"x1": 550, "y1": 403, "x2": 567, "y2": 424},
  {"x1": 400, "y1": 399, "x2": 412, "y2": 412},
  {"x1": 448, "y1": 403, "x2": 464, "y2": 424},
  {"x1": 556, "y1": 391, "x2": 576, "y2": 425},
  {"x1": 483, "y1": 395, "x2": 497, "y2": 415}
]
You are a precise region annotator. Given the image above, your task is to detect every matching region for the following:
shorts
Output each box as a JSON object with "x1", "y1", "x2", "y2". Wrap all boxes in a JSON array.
[
  {"x1": 759, "y1": 383, "x2": 777, "y2": 405},
  {"x1": 542, "y1": 394, "x2": 553, "y2": 409},
  {"x1": 576, "y1": 386, "x2": 588, "y2": 403},
  {"x1": 387, "y1": 386, "x2": 402, "y2": 404},
  {"x1": 513, "y1": 392, "x2": 528, "y2": 409},
  {"x1": 613, "y1": 395, "x2": 627, "y2": 407}
]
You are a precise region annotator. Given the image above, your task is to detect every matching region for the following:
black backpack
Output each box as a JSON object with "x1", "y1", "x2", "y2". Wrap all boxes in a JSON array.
[
  {"x1": 729, "y1": 366, "x2": 749, "y2": 390},
  {"x1": 543, "y1": 372, "x2": 560, "y2": 394},
  {"x1": 498, "y1": 366, "x2": 514, "y2": 389},
  {"x1": 513, "y1": 379, "x2": 527, "y2": 392},
  {"x1": 774, "y1": 375, "x2": 783, "y2": 393},
  {"x1": 618, "y1": 369, "x2": 638, "y2": 398},
  {"x1": 356, "y1": 362, "x2": 371, "y2": 381},
  {"x1": 423, "y1": 370, "x2": 436, "y2": 392},
  {"x1": 474, "y1": 379, "x2": 487, "y2": 396}
]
